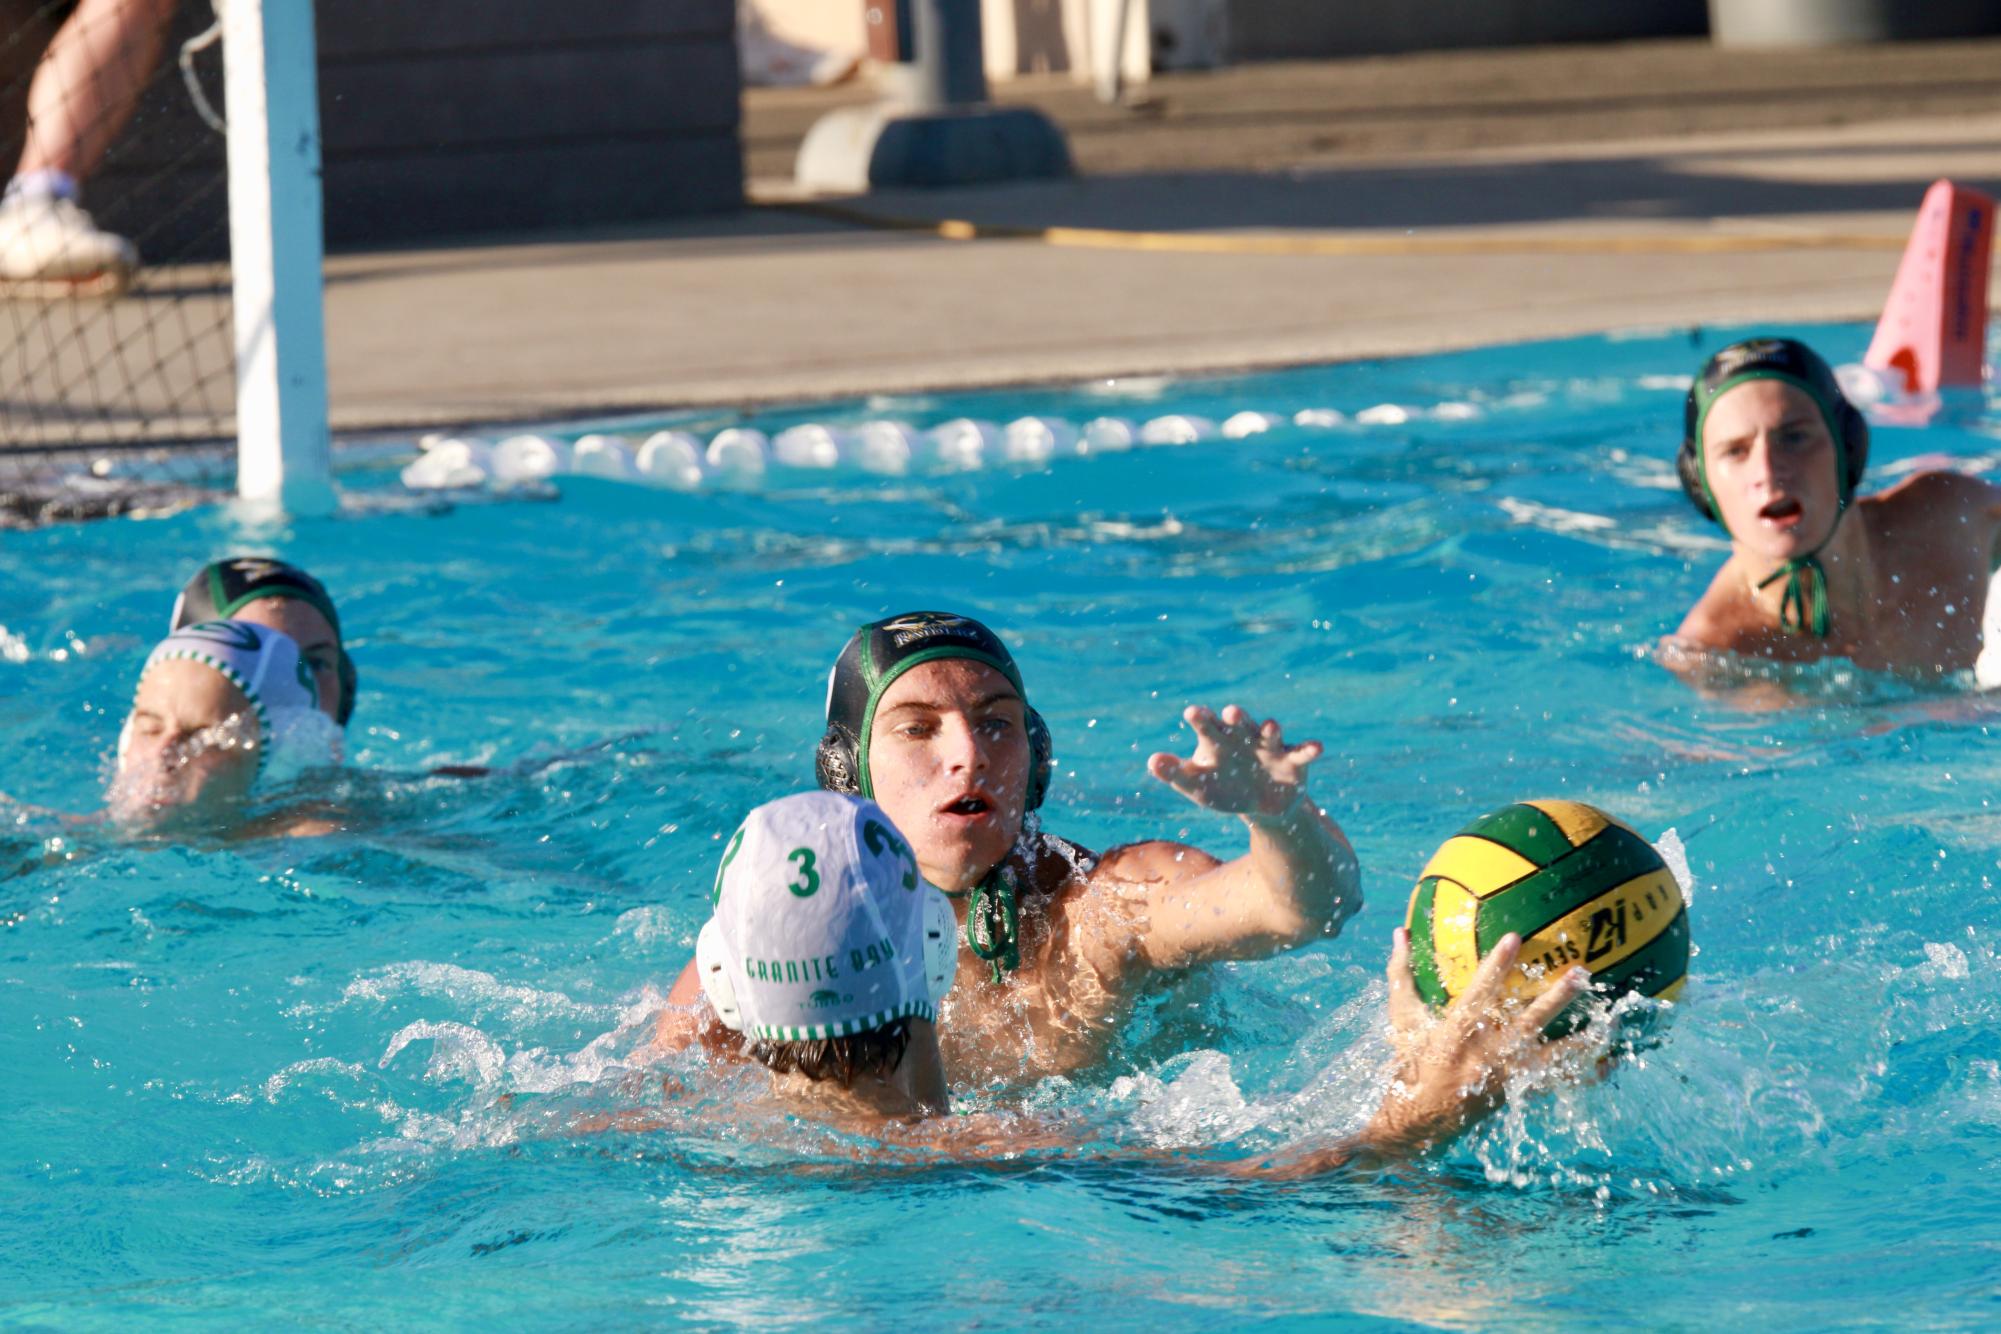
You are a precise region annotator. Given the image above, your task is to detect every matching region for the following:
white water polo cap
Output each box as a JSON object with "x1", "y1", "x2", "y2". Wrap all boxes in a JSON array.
[
  {"x1": 128, "y1": 620, "x2": 322, "y2": 776},
  {"x1": 697, "y1": 791, "x2": 957, "y2": 1042}
]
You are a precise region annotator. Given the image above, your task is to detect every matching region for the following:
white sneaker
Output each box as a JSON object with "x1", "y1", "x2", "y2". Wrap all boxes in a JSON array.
[{"x1": 0, "y1": 190, "x2": 139, "y2": 297}]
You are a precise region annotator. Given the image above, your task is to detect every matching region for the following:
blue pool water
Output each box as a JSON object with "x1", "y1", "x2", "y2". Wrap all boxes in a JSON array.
[{"x1": 5, "y1": 322, "x2": 2001, "y2": 1328}]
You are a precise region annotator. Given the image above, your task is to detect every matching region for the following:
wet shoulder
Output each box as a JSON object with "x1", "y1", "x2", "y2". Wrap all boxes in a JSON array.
[
  {"x1": 1867, "y1": 470, "x2": 2000, "y2": 541},
  {"x1": 1087, "y1": 837, "x2": 1224, "y2": 888}
]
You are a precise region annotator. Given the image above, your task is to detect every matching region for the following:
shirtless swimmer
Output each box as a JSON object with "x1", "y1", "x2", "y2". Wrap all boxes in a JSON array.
[
  {"x1": 655, "y1": 609, "x2": 1362, "y2": 1085},
  {"x1": 668, "y1": 790, "x2": 1591, "y2": 1167},
  {"x1": 1663, "y1": 336, "x2": 2001, "y2": 682}
]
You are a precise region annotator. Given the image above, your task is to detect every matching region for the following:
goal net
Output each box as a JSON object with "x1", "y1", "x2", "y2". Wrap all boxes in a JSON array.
[{"x1": 1, "y1": 0, "x2": 326, "y2": 525}]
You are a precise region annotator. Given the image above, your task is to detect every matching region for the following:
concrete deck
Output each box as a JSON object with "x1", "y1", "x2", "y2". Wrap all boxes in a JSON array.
[{"x1": 50, "y1": 39, "x2": 2001, "y2": 438}]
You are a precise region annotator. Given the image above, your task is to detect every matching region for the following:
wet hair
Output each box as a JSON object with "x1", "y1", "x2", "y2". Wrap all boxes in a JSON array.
[
  {"x1": 1676, "y1": 336, "x2": 1869, "y2": 523},
  {"x1": 747, "y1": 1017, "x2": 912, "y2": 1086}
]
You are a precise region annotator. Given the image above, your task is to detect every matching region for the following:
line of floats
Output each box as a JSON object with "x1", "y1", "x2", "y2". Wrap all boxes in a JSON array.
[{"x1": 398, "y1": 402, "x2": 1491, "y2": 492}]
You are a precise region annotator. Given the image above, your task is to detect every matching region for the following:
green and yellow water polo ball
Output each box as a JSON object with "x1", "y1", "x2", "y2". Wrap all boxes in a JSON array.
[{"x1": 1405, "y1": 799, "x2": 1690, "y2": 1013}]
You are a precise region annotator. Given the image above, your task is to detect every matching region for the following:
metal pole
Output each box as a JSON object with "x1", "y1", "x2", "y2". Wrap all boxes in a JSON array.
[{"x1": 910, "y1": 0, "x2": 987, "y2": 111}]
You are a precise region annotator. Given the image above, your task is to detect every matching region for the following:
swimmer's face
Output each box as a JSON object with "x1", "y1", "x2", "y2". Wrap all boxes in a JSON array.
[
  {"x1": 229, "y1": 598, "x2": 341, "y2": 722},
  {"x1": 112, "y1": 659, "x2": 260, "y2": 824},
  {"x1": 866, "y1": 659, "x2": 1031, "y2": 894},
  {"x1": 1702, "y1": 380, "x2": 1842, "y2": 561}
]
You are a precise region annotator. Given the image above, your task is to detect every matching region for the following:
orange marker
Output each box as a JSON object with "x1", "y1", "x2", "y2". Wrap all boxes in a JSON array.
[{"x1": 1865, "y1": 179, "x2": 1995, "y2": 393}]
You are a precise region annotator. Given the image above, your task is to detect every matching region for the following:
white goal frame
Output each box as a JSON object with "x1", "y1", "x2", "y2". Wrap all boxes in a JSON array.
[{"x1": 222, "y1": 0, "x2": 333, "y2": 514}]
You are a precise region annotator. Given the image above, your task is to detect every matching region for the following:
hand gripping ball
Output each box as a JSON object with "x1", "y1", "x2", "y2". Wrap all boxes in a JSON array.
[{"x1": 1405, "y1": 800, "x2": 1690, "y2": 1026}]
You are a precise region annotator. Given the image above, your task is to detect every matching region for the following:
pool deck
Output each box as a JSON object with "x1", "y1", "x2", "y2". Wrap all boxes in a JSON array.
[{"x1": 322, "y1": 38, "x2": 2001, "y2": 434}]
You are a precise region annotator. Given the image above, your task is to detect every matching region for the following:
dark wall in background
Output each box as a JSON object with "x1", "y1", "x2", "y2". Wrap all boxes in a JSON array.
[
  {"x1": 1225, "y1": 0, "x2": 1709, "y2": 61},
  {"x1": 9, "y1": 0, "x2": 742, "y2": 261}
]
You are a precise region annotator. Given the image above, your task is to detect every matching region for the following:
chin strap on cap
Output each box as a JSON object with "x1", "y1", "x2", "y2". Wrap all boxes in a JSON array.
[
  {"x1": 947, "y1": 864, "x2": 1020, "y2": 982},
  {"x1": 1757, "y1": 555, "x2": 1832, "y2": 638}
]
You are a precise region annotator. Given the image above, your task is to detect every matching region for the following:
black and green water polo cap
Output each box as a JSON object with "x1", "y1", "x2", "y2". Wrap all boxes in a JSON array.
[{"x1": 815, "y1": 611, "x2": 1052, "y2": 809}]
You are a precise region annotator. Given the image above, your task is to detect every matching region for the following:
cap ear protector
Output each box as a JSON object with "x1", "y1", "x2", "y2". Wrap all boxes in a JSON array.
[
  {"x1": 695, "y1": 918, "x2": 743, "y2": 1031},
  {"x1": 815, "y1": 612, "x2": 1055, "y2": 811},
  {"x1": 173, "y1": 558, "x2": 357, "y2": 727},
  {"x1": 1677, "y1": 337, "x2": 1870, "y2": 525},
  {"x1": 696, "y1": 888, "x2": 958, "y2": 1034}
]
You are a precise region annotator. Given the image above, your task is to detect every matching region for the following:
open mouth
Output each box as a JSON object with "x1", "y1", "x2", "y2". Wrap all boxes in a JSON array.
[
  {"x1": 940, "y1": 793, "x2": 993, "y2": 818},
  {"x1": 1759, "y1": 497, "x2": 1803, "y2": 525}
]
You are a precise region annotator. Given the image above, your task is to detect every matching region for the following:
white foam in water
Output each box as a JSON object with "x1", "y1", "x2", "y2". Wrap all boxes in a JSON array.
[
  {"x1": 1836, "y1": 361, "x2": 1901, "y2": 407},
  {"x1": 1654, "y1": 828, "x2": 1694, "y2": 906},
  {"x1": 262, "y1": 706, "x2": 344, "y2": 785},
  {"x1": 1140, "y1": 414, "x2": 1216, "y2": 445},
  {"x1": 335, "y1": 960, "x2": 614, "y2": 1026},
  {"x1": 1081, "y1": 416, "x2": 1137, "y2": 452},
  {"x1": 1107, "y1": 1050, "x2": 1268, "y2": 1145},
  {"x1": 772, "y1": 424, "x2": 847, "y2": 469},
  {"x1": 381, "y1": 1019, "x2": 507, "y2": 1088},
  {"x1": 636, "y1": 431, "x2": 705, "y2": 491},
  {"x1": 706, "y1": 428, "x2": 770, "y2": 483},
  {"x1": 1222, "y1": 411, "x2": 1284, "y2": 438},
  {"x1": 571, "y1": 433, "x2": 636, "y2": 480},
  {"x1": 260, "y1": 1057, "x2": 369, "y2": 1103},
  {"x1": 491, "y1": 433, "x2": 568, "y2": 484},
  {"x1": 1431, "y1": 401, "x2": 1482, "y2": 421},
  {"x1": 1292, "y1": 408, "x2": 1344, "y2": 428},
  {"x1": 853, "y1": 421, "x2": 921, "y2": 474},
  {"x1": 931, "y1": 417, "x2": 999, "y2": 469},
  {"x1": 1976, "y1": 566, "x2": 2001, "y2": 689}
]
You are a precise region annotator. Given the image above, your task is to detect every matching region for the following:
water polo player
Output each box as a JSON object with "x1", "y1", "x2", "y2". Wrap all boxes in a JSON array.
[
  {"x1": 656, "y1": 609, "x2": 1362, "y2": 1085},
  {"x1": 172, "y1": 558, "x2": 356, "y2": 725},
  {"x1": 110, "y1": 619, "x2": 338, "y2": 832},
  {"x1": 693, "y1": 791, "x2": 957, "y2": 1123},
  {"x1": 647, "y1": 792, "x2": 1593, "y2": 1169},
  {"x1": 1664, "y1": 336, "x2": 2001, "y2": 680}
]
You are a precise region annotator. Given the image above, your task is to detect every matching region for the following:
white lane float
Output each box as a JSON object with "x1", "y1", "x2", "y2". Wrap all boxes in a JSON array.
[
  {"x1": 931, "y1": 418, "x2": 1000, "y2": 470},
  {"x1": 1081, "y1": 417, "x2": 1137, "y2": 452},
  {"x1": 491, "y1": 434, "x2": 568, "y2": 485},
  {"x1": 571, "y1": 434, "x2": 636, "y2": 479},
  {"x1": 1004, "y1": 416, "x2": 1079, "y2": 465},
  {"x1": 706, "y1": 428, "x2": 771, "y2": 485},
  {"x1": 772, "y1": 424, "x2": 847, "y2": 469},
  {"x1": 400, "y1": 436, "x2": 492, "y2": 490},
  {"x1": 636, "y1": 431, "x2": 705, "y2": 490},
  {"x1": 1139, "y1": 414, "x2": 1216, "y2": 445},
  {"x1": 853, "y1": 421, "x2": 924, "y2": 474},
  {"x1": 399, "y1": 393, "x2": 1506, "y2": 495},
  {"x1": 1222, "y1": 411, "x2": 1285, "y2": 438}
]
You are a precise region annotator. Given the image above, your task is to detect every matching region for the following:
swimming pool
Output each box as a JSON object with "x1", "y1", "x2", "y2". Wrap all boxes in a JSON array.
[{"x1": 5, "y1": 321, "x2": 1999, "y2": 1328}]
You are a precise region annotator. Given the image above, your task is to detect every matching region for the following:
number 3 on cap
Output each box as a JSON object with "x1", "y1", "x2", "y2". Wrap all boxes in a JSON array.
[
  {"x1": 712, "y1": 826, "x2": 746, "y2": 906},
  {"x1": 786, "y1": 847, "x2": 821, "y2": 897},
  {"x1": 862, "y1": 818, "x2": 918, "y2": 890}
]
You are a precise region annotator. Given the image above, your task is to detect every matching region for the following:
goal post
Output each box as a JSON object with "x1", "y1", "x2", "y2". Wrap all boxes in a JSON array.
[{"x1": 223, "y1": 0, "x2": 333, "y2": 515}]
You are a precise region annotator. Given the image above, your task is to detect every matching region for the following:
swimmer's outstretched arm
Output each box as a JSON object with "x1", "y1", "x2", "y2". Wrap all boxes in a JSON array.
[
  {"x1": 1091, "y1": 704, "x2": 1360, "y2": 971},
  {"x1": 1226, "y1": 930, "x2": 1595, "y2": 1178}
]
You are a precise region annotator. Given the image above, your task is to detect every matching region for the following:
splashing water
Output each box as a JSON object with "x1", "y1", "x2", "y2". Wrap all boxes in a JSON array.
[{"x1": 5, "y1": 322, "x2": 2001, "y2": 1326}]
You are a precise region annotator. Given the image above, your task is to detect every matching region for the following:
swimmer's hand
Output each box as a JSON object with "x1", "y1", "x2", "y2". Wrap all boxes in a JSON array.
[
  {"x1": 1146, "y1": 704, "x2": 1322, "y2": 823},
  {"x1": 1357, "y1": 928, "x2": 1596, "y2": 1157}
]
